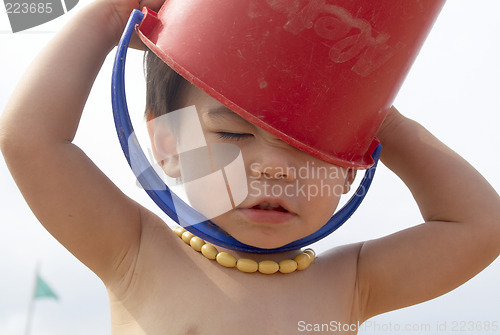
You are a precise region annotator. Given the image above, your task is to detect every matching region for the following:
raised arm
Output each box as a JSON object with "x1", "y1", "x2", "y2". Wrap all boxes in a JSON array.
[
  {"x1": 357, "y1": 107, "x2": 500, "y2": 320},
  {"x1": 0, "y1": 0, "x2": 161, "y2": 284}
]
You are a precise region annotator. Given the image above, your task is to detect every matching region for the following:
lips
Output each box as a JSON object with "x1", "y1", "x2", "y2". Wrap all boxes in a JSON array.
[
  {"x1": 238, "y1": 199, "x2": 295, "y2": 224},
  {"x1": 252, "y1": 202, "x2": 288, "y2": 212}
]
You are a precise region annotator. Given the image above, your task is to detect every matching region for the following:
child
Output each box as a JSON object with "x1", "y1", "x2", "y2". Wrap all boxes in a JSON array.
[{"x1": 1, "y1": 0, "x2": 499, "y2": 334}]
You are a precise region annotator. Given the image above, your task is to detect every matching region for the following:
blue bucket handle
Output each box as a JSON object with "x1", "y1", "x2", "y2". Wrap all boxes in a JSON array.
[{"x1": 111, "y1": 9, "x2": 382, "y2": 253}]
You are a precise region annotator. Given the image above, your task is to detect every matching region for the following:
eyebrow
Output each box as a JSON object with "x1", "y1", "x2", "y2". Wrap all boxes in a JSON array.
[{"x1": 206, "y1": 106, "x2": 252, "y2": 125}]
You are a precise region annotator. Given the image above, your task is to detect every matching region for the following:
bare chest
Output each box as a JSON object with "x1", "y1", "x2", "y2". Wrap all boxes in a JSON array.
[{"x1": 109, "y1": 253, "x2": 359, "y2": 335}]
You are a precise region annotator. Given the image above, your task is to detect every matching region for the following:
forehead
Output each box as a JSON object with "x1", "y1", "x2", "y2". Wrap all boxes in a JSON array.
[{"x1": 181, "y1": 84, "x2": 251, "y2": 124}]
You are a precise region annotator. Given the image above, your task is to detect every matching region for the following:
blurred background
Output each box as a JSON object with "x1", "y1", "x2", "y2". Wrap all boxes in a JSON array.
[{"x1": 1, "y1": 1, "x2": 499, "y2": 334}]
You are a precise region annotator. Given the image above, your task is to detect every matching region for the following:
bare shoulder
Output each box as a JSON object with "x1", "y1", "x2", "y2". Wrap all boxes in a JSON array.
[
  {"x1": 302, "y1": 242, "x2": 366, "y2": 325},
  {"x1": 309, "y1": 242, "x2": 366, "y2": 295},
  {"x1": 313, "y1": 242, "x2": 365, "y2": 297},
  {"x1": 318, "y1": 242, "x2": 364, "y2": 271},
  {"x1": 106, "y1": 210, "x2": 183, "y2": 293}
]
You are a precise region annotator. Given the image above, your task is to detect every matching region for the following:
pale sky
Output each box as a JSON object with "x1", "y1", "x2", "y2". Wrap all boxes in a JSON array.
[{"x1": 1, "y1": 1, "x2": 499, "y2": 334}]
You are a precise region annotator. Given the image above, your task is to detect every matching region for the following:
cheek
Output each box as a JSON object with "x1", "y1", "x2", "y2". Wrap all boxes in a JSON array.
[
  {"x1": 311, "y1": 185, "x2": 343, "y2": 210},
  {"x1": 298, "y1": 167, "x2": 347, "y2": 199},
  {"x1": 183, "y1": 176, "x2": 234, "y2": 221},
  {"x1": 180, "y1": 143, "x2": 248, "y2": 220},
  {"x1": 298, "y1": 175, "x2": 345, "y2": 217}
]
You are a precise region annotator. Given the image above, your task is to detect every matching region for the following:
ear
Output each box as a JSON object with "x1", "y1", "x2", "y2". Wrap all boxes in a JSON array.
[
  {"x1": 146, "y1": 114, "x2": 181, "y2": 178},
  {"x1": 342, "y1": 168, "x2": 357, "y2": 194}
]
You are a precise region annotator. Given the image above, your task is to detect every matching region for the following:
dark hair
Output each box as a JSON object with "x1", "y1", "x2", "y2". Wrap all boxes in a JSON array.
[{"x1": 144, "y1": 50, "x2": 189, "y2": 119}]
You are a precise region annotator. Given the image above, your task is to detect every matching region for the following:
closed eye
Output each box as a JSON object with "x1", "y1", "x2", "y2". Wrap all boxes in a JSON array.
[{"x1": 216, "y1": 132, "x2": 253, "y2": 142}]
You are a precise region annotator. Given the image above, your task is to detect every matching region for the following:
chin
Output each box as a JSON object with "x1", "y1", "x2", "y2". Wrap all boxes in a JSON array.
[
  {"x1": 241, "y1": 240, "x2": 287, "y2": 250},
  {"x1": 211, "y1": 215, "x2": 306, "y2": 250},
  {"x1": 228, "y1": 231, "x2": 298, "y2": 250}
]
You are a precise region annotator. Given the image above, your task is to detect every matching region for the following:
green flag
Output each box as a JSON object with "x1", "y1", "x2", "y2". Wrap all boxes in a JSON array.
[{"x1": 34, "y1": 275, "x2": 58, "y2": 300}]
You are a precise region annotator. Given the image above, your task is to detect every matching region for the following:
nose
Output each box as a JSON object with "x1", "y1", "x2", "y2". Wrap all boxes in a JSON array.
[{"x1": 249, "y1": 145, "x2": 297, "y2": 182}]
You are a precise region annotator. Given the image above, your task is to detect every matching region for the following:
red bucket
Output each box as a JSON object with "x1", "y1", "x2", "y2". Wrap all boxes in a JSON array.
[{"x1": 137, "y1": 0, "x2": 445, "y2": 168}]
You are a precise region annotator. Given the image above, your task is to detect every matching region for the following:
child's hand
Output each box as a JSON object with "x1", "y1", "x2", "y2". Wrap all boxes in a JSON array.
[
  {"x1": 376, "y1": 106, "x2": 405, "y2": 144},
  {"x1": 97, "y1": 0, "x2": 165, "y2": 49}
]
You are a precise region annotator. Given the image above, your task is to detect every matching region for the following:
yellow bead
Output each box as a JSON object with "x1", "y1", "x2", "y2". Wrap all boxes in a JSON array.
[
  {"x1": 201, "y1": 244, "x2": 219, "y2": 260},
  {"x1": 258, "y1": 260, "x2": 279, "y2": 274},
  {"x1": 294, "y1": 253, "x2": 311, "y2": 271},
  {"x1": 304, "y1": 248, "x2": 316, "y2": 260},
  {"x1": 279, "y1": 259, "x2": 298, "y2": 274},
  {"x1": 190, "y1": 236, "x2": 205, "y2": 252},
  {"x1": 216, "y1": 252, "x2": 237, "y2": 268},
  {"x1": 236, "y1": 259, "x2": 259, "y2": 273},
  {"x1": 181, "y1": 231, "x2": 195, "y2": 244},
  {"x1": 173, "y1": 227, "x2": 186, "y2": 238}
]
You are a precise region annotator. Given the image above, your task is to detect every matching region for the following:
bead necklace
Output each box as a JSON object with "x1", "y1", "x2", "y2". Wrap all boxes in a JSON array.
[{"x1": 172, "y1": 227, "x2": 316, "y2": 274}]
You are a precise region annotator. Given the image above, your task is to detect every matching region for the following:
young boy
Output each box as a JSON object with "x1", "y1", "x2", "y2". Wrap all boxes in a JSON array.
[{"x1": 1, "y1": 0, "x2": 499, "y2": 334}]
